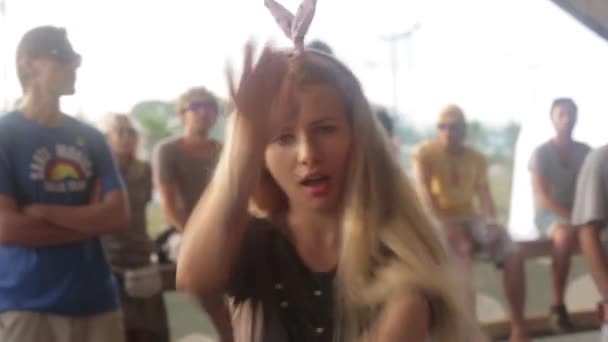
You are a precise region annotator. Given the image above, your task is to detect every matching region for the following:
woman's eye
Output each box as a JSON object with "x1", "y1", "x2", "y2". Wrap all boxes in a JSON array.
[
  {"x1": 274, "y1": 133, "x2": 295, "y2": 146},
  {"x1": 317, "y1": 125, "x2": 337, "y2": 134}
]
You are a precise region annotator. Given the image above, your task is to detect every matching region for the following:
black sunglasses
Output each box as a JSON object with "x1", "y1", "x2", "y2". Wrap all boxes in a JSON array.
[
  {"x1": 438, "y1": 123, "x2": 464, "y2": 131},
  {"x1": 47, "y1": 49, "x2": 81, "y2": 66},
  {"x1": 185, "y1": 101, "x2": 218, "y2": 115},
  {"x1": 112, "y1": 125, "x2": 136, "y2": 137}
]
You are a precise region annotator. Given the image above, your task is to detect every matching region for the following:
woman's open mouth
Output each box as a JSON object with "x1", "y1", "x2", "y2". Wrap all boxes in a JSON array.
[{"x1": 300, "y1": 174, "x2": 332, "y2": 197}]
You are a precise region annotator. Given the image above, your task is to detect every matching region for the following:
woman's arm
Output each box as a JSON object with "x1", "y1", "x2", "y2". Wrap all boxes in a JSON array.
[
  {"x1": 372, "y1": 292, "x2": 431, "y2": 342},
  {"x1": 176, "y1": 133, "x2": 264, "y2": 294},
  {"x1": 176, "y1": 42, "x2": 287, "y2": 296}
]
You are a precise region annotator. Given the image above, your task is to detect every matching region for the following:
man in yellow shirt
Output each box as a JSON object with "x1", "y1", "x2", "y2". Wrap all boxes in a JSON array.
[{"x1": 412, "y1": 105, "x2": 528, "y2": 342}]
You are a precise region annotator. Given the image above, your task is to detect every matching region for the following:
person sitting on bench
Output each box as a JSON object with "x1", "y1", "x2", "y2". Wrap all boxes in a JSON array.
[
  {"x1": 529, "y1": 97, "x2": 590, "y2": 332},
  {"x1": 412, "y1": 104, "x2": 528, "y2": 342}
]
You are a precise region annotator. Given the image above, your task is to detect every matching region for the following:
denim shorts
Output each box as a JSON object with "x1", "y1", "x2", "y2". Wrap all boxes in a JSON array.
[{"x1": 534, "y1": 210, "x2": 570, "y2": 237}]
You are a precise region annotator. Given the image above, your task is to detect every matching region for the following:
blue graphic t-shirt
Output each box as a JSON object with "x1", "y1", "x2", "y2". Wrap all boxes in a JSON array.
[{"x1": 0, "y1": 111, "x2": 124, "y2": 316}]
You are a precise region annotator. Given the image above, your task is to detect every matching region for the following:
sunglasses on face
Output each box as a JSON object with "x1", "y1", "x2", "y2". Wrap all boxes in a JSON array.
[
  {"x1": 115, "y1": 126, "x2": 136, "y2": 137},
  {"x1": 438, "y1": 123, "x2": 463, "y2": 131},
  {"x1": 46, "y1": 49, "x2": 82, "y2": 67},
  {"x1": 185, "y1": 101, "x2": 218, "y2": 115}
]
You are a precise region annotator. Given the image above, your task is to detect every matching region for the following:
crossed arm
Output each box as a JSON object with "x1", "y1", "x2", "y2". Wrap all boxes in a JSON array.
[{"x1": 0, "y1": 186, "x2": 129, "y2": 247}]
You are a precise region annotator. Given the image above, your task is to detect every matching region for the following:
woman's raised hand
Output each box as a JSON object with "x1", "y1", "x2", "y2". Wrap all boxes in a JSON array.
[{"x1": 226, "y1": 41, "x2": 288, "y2": 145}]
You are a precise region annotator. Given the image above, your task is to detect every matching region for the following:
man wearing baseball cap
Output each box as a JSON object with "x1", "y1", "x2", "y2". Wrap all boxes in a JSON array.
[
  {"x1": 0, "y1": 26, "x2": 129, "y2": 341},
  {"x1": 412, "y1": 105, "x2": 529, "y2": 342}
]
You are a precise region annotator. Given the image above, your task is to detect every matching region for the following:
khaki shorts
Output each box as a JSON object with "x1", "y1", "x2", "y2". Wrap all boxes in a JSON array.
[
  {"x1": 0, "y1": 310, "x2": 125, "y2": 342},
  {"x1": 444, "y1": 217, "x2": 515, "y2": 267}
]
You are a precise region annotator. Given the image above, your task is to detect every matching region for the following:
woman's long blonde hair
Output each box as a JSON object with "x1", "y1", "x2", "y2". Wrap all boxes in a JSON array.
[{"x1": 244, "y1": 50, "x2": 466, "y2": 341}]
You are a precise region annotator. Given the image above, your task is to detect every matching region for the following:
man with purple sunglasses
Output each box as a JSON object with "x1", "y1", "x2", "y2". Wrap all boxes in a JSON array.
[
  {"x1": 153, "y1": 87, "x2": 232, "y2": 340},
  {"x1": 154, "y1": 86, "x2": 220, "y2": 236}
]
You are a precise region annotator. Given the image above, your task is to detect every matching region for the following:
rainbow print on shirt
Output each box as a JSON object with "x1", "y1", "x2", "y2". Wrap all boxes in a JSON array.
[{"x1": 29, "y1": 144, "x2": 92, "y2": 193}]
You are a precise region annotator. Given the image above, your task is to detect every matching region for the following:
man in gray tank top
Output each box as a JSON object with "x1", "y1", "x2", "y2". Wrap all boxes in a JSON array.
[
  {"x1": 153, "y1": 86, "x2": 230, "y2": 340},
  {"x1": 529, "y1": 98, "x2": 590, "y2": 332},
  {"x1": 154, "y1": 87, "x2": 221, "y2": 234}
]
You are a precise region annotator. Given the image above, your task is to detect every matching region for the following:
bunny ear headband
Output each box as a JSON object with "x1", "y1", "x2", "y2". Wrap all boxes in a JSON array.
[{"x1": 264, "y1": 0, "x2": 317, "y2": 51}]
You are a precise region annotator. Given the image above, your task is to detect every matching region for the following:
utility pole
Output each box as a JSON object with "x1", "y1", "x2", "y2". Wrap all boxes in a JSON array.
[{"x1": 380, "y1": 22, "x2": 420, "y2": 116}]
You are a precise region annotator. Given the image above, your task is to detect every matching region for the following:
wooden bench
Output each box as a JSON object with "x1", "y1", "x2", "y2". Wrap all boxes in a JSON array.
[
  {"x1": 484, "y1": 238, "x2": 599, "y2": 339},
  {"x1": 517, "y1": 238, "x2": 581, "y2": 259}
]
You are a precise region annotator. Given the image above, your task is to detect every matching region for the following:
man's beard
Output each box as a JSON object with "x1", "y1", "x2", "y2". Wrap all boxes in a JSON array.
[{"x1": 195, "y1": 126, "x2": 210, "y2": 137}]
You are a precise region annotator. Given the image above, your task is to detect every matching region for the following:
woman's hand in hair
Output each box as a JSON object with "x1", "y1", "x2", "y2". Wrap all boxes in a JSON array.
[
  {"x1": 226, "y1": 40, "x2": 288, "y2": 146},
  {"x1": 178, "y1": 42, "x2": 285, "y2": 295}
]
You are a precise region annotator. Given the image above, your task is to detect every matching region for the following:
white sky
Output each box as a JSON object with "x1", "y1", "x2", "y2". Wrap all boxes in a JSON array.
[{"x1": 1, "y1": 0, "x2": 608, "y2": 129}]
